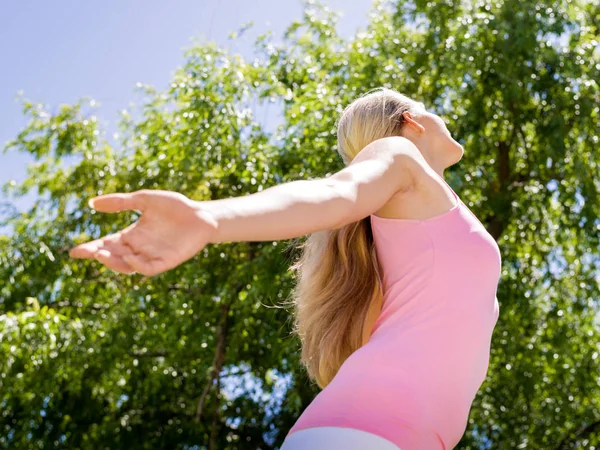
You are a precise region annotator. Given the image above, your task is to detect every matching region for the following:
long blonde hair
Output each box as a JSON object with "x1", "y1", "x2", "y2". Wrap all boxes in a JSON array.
[{"x1": 288, "y1": 88, "x2": 423, "y2": 388}]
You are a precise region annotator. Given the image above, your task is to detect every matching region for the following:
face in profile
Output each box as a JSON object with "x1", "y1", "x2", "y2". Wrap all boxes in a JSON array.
[
  {"x1": 403, "y1": 106, "x2": 464, "y2": 168},
  {"x1": 425, "y1": 112, "x2": 464, "y2": 166}
]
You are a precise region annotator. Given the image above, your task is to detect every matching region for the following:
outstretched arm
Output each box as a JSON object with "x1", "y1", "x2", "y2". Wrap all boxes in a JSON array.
[
  {"x1": 204, "y1": 136, "x2": 419, "y2": 243},
  {"x1": 69, "y1": 136, "x2": 419, "y2": 276}
]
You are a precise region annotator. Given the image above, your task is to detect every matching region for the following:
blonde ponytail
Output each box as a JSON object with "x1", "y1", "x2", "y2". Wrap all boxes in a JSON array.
[{"x1": 288, "y1": 88, "x2": 423, "y2": 388}]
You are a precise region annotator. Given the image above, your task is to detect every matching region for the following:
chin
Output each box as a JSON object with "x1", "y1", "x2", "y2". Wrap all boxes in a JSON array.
[
  {"x1": 454, "y1": 141, "x2": 464, "y2": 158},
  {"x1": 440, "y1": 140, "x2": 464, "y2": 168},
  {"x1": 447, "y1": 144, "x2": 464, "y2": 166}
]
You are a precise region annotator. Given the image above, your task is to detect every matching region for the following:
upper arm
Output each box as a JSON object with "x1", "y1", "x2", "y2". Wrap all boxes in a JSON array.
[{"x1": 319, "y1": 136, "x2": 425, "y2": 227}]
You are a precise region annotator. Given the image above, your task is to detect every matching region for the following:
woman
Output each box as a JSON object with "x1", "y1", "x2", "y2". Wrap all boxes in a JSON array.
[{"x1": 70, "y1": 88, "x2": 501, "y2": 449}]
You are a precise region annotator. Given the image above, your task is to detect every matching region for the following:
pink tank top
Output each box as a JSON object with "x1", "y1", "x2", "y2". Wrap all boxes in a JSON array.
[{"x1": 287, "y1": 173, "x2": 501, "y2": 449}]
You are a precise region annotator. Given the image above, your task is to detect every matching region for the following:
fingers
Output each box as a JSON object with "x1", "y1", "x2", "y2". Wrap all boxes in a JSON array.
[
  {"x1": 70, "y1": 238, "x2": 164, "y2": 276},
  {"x1": 69, "y1": 232, "x2": 128, "y2": 259},
  {"x1": 123, "y1": 253, "x2": 165, "y2": 277},
  {"x1": 94, "y1": 249, "x2": 137, "y2": 274},
  {"x1": 69, "y1": 233, "x2": 138, "y2": 274},
  {"x1": 89, "y1": 191, "x2": 148, "y2": 213},
  {"x1": 69, "y1": 244, "x2": 136, "y2": 274},
  {"x1": 69, "y1": 240, "x2": 101, "y2": 259}
]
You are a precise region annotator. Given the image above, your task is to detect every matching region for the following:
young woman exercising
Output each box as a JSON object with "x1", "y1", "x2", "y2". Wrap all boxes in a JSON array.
[{"x1": 70, "y1": 88, "x2": 501, "y2": 449}]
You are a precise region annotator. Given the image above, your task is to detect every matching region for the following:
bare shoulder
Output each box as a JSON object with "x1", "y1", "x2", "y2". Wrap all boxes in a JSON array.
[
  {"x1": 349, "y1": 136, "x2": 426, "y2": 190},
  {"x1": 358, "y1": 136, "x2": 425, "y2": 163},
  {"x1": 372, "y1": 148, "x2": 459, "y2": 222}
]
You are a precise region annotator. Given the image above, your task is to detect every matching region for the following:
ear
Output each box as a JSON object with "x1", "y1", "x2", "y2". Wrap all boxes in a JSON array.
[{"x1": 402, "y1": 112, "x2": 426, "y2": 133}]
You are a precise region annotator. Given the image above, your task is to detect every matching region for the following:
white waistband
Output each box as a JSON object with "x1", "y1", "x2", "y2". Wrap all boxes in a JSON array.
[{"x1": 281, "y1": 427, "x2": 401, "y2": 450}]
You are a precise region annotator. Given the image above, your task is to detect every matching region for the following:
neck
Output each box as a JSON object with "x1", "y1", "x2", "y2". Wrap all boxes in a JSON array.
[
  {"x1": 407, "y1": 140, "x2": 448, "y2": 178},
  {"x1": 414, "y1": 145, "x2": 446, "y2": 178},
  {"x1": 426, "y1": 157, "x2": 446, "y2": 178}
]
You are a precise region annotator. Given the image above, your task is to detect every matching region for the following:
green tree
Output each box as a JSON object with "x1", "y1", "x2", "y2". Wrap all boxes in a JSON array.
[{"x1": 1, "y1": 0, "x2": 599, "y2": 448}]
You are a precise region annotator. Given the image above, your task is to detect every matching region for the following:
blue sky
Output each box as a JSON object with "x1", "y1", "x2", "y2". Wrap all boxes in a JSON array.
[{"x1": 0, "y1": 0, "x2": 373, "y2": 222}]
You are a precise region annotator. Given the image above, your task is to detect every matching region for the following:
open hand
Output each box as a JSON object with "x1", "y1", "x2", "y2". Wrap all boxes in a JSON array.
[{"x1": 69, "y1": 190, "x2": 218, "y2": 276}]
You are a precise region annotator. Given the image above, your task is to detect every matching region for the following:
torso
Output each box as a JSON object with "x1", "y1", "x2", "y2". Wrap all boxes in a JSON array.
[
  {"x1": 289, "y1": 166, "x2": 502, "y2": 449},
  {"x1": 362, "y1": 158, "x2": 459, "y2": 346}
]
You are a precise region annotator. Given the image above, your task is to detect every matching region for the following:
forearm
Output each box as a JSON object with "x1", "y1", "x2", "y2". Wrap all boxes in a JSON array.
[{"x1": 197, "y1": 179, "x2": 349, "y2": 244}]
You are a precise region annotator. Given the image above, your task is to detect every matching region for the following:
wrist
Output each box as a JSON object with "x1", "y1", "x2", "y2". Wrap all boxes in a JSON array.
[{"x1": 190, "y1": 200, "x2": 222, "y2": 245}]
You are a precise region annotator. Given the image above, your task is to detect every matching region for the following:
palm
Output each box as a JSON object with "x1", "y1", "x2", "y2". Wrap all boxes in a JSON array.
[{"x1": 69, "y1": 190, "x2": 217, "y2": 276}]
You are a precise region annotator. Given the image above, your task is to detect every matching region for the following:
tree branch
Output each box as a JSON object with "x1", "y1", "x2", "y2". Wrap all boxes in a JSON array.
[
  {"x1": 554, "y1": 419, "x2": 600, "y2": 450},
  {"x1": 209, "y1": 375, "x2": 222, "y2": 450},
  {"x1": 195, "y1": 244, "x2": 258, "y2": 424},
  {"x1": 195, "y1": 301, "x2": 231, "y2": 423}
]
